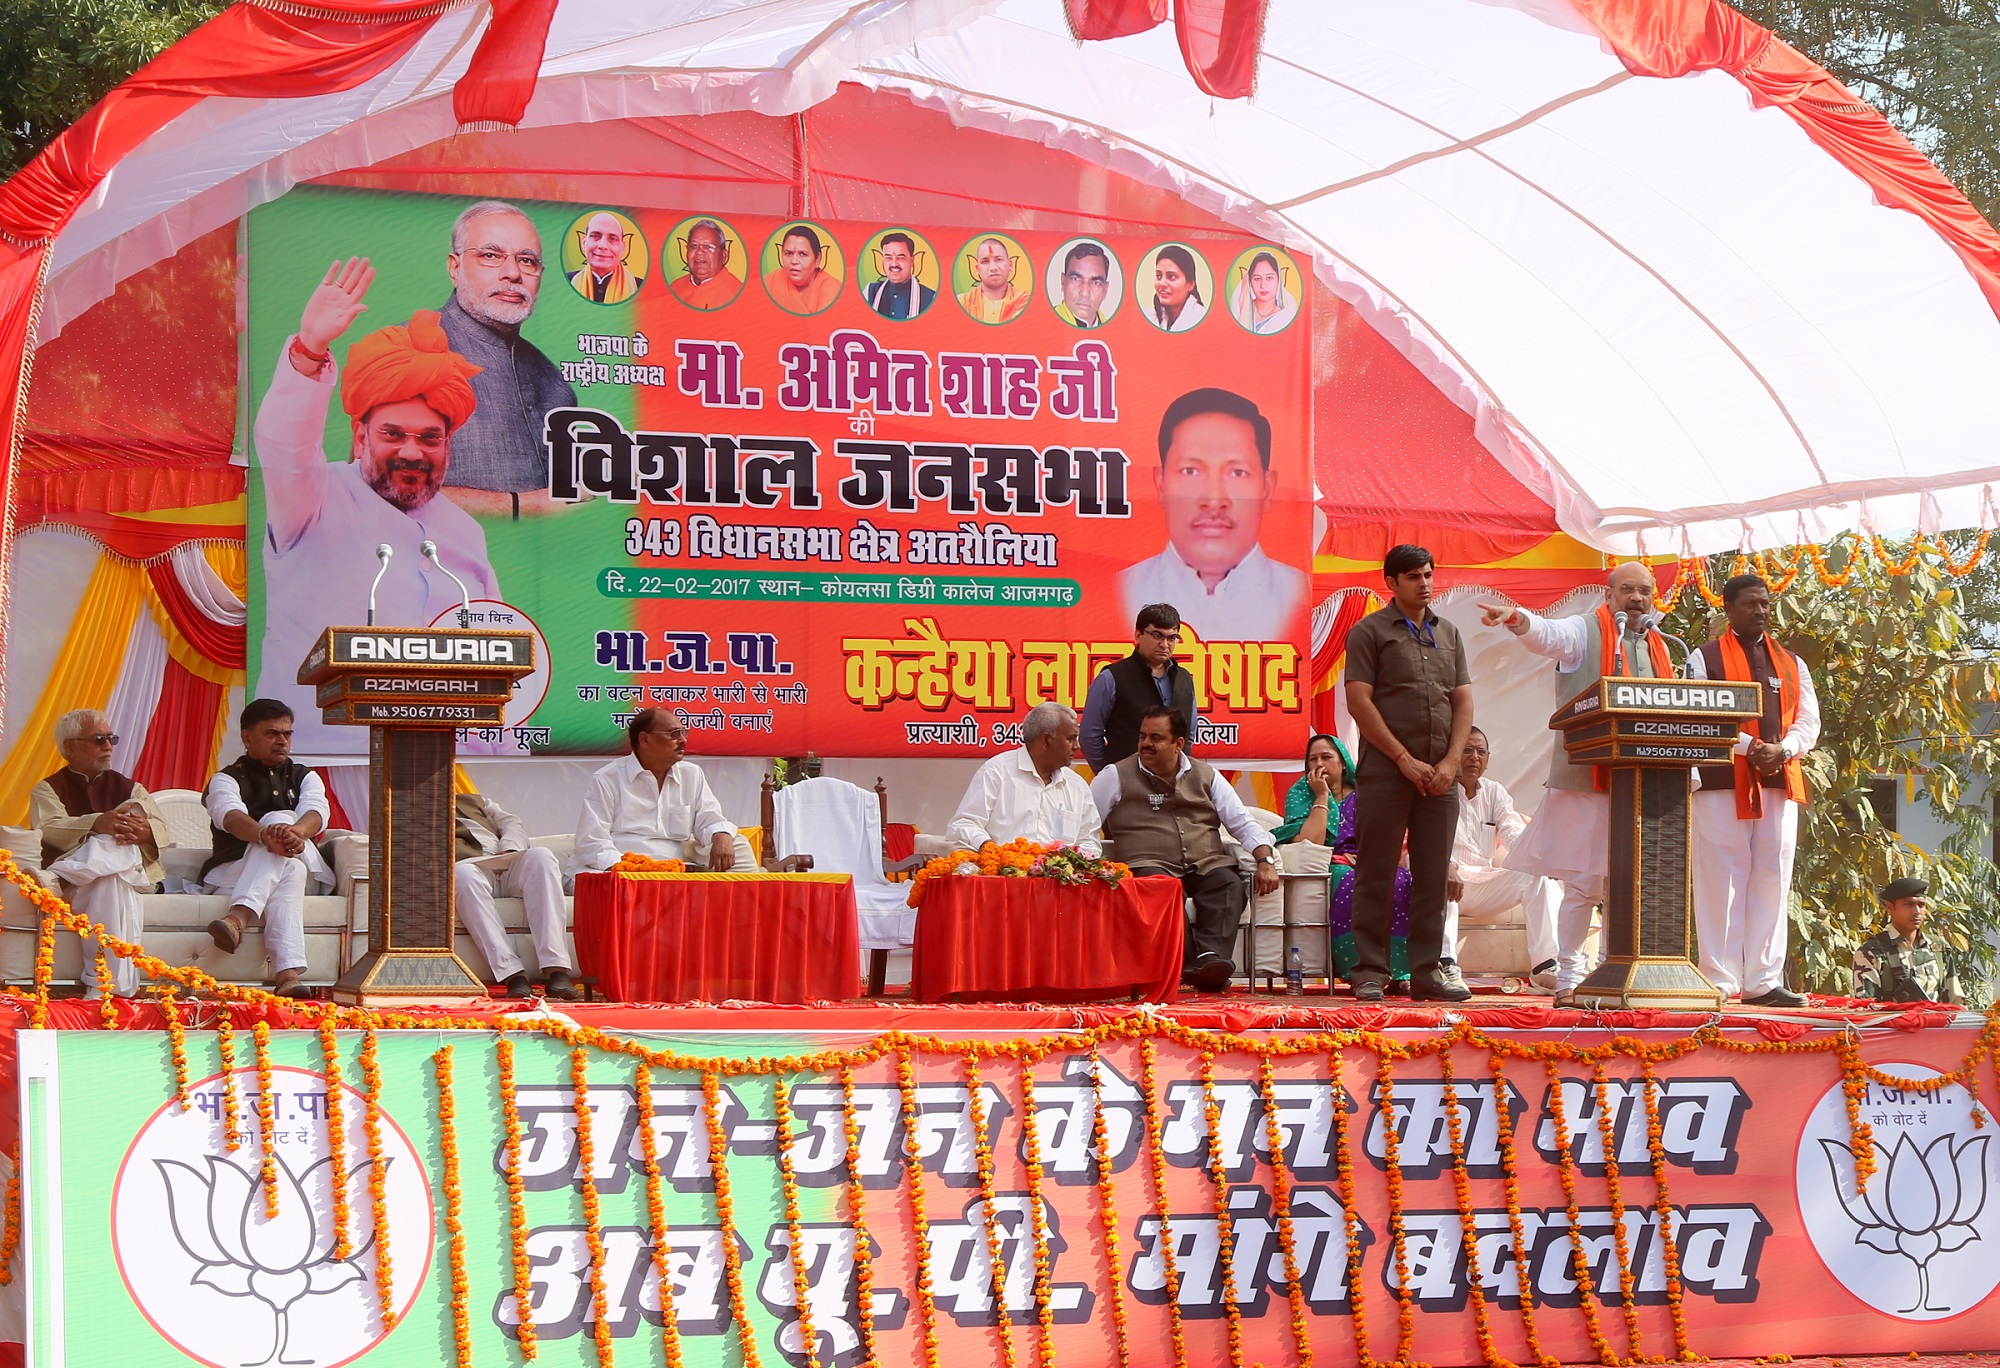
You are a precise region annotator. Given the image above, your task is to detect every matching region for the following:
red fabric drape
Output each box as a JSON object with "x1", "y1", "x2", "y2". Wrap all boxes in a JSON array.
[
  {"x1": 1574, "y1": 0, "x2": 2000, "y2": 315},
  {"x1": 911, "y1": 875, "x2": 1185, "y2": 1003},
  {"x1": 1064, "y1": 0, "x2": 1168, "y2": 41},
  {"x1": 883, "y1": 822, "x2": 916, "y2": 863},
  {"x1": 1065, "y1": 0, "x2": 1266, "y2": 99},
  {"x1": 312, "y1": 768, "x2": 353, "y2": 832},
  {"x1": 146, "y1": 558, "x2": 245, "y2": 670},
  {"x1": 454, "y1": 0, "x2": 560, "y2": 129},
  {"x1": 131, "y1": 657, "x2": 222, "y2": 793},
  {"x1": 1311, "y1": 591, "x2": 1376, "y2": 735}
]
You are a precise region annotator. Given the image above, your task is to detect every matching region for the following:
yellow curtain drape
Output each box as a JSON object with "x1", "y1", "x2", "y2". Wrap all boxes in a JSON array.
[
  {"x1": 0, "y1": 553, "x2": 148, "y2": 823},
  {"x1": 142, "y1": 583, "x2": 241, "y2": 687},
  {"x1": 454, "y1": 764, "x2": 478, "y2": 795},
  {"x1": 201, "y1": 542, "x2": 247, "y2": 601}
]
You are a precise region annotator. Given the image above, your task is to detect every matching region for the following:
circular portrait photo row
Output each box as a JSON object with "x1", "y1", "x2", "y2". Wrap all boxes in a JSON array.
[
  {"x1": 1137, "y1": 241, "x2": 1213, "y2": 333},
  {"x1": 663, "y1": 215, "x2": 748, "y2": 311},
  {"x1": 954, "y1": 232, "x2": 1034, "y2": 325},
  {"x1": 858, "y1": 226, "x2": 941, "y2": 322},
  {"x1": 562, "y1": 209, "x2": 648, "y2": 305},
  {"x1": 762, "y1": 221, "x2": 845, "y2": 316},
  {"x1": 1044, "y1": 236, "x2": 1124, "y2": 329},
  {"x1": 1226, "y1": 245, "x2": 1303, "y2": 336}
]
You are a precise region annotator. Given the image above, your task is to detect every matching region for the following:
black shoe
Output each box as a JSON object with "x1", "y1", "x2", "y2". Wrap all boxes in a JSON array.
[
  {"x1": 501, "y1": 971, "x2": 534, "y2": 1000},
  {"x1": 544, "y1": 968, "x2": 581, "y2": 1002},
  {"x1": 1411, "y1": 971, "x2": 1473, "y2": 1003},
  {"x1": 1189, "y1": 952, "x2": 1233, "y2": 993},
  {"x1": 1385, "y1": 977, "x2": 1411, "y2": 997},
  {"x1": 1742, "y1": 986, "x2": 1808, "y2": 1008},
  {"x1": 1351, "y1": 976, "x2": 1385, "y2": 1003}
]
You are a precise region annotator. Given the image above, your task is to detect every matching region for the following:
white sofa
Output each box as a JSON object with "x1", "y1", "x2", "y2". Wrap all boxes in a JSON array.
[{"x1": 0, "y1": 790, "x2": 582, "y2": 992}]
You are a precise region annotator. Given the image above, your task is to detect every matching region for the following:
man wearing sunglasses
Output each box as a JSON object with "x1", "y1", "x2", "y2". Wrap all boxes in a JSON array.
[
  {"x1": 28, "y1": 710, "x2": 168, "y2": 998},
  {"x1": 251, "y1": 255, "x2": 501, "y2": 755}
]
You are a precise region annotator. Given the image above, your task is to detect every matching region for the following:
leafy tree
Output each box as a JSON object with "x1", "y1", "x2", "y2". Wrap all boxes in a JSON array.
[
  {"x1": 1663, "y1": 537, "x2": 2000, "y2": 1001},
  {"x1": 0, "y1": 0, "x2": 221, "y2": 180}
]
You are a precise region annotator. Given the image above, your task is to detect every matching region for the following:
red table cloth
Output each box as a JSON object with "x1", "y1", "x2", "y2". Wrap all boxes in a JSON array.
[
  {"x1": 572, "y1": 871, "x2": 860, "y2": 1003},
  {"x1": 910, "y1": 874, "x2": 1185, "y2": 1003}
]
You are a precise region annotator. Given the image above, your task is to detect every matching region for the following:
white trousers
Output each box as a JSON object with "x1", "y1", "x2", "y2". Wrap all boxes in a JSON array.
[
  {"x1": 207, "y1": 845, "x2": 312, "y2": 977},
  {"x1": 1556, "y1": 873, "x2": 1606, "y2": 992},
  {"x1": 1691, "y1": 790, "x2": 1798, "y2": 998},
  {"x1": 47, "y1": 834, "x2": 151, "y2": 997},
  {"x1": 455, "y1": 848, "x2": 571, "y2": 981},
  {"x1": 1447, "y1": 870, "x2": 1562, "y2": 972}
]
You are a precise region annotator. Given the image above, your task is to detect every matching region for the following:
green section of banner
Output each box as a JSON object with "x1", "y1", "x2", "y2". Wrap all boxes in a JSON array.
[{"x1": 597, "y1": 568, "x2": 1082, "y2": 607}]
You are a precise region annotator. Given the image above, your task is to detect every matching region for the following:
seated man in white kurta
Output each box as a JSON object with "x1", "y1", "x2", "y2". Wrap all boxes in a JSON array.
[
  {"x1": 453, "y1": 792, "x2": 576, "y2": 1001},
  {"x1": 572, "y1": 709, "x2": 757, "y2": 875},
  {"x1": 29, "y1": 709, "x2": 169, "y2": 998},
  {"x1": 252, "y1": 256, "x2": 498, "y2": 756},
  {"x1": 1444, "y1": 727, "x2": 1562, "y2": 986},
  {"x1": 946, "y1": 702, "x2": 1101, "y2": 855}
]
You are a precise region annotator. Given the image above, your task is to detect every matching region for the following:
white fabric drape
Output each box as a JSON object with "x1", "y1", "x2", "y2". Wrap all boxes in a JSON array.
[
  {"x1": 100, "y1": 609, "x2": 167, "y2": 775},
  {"x1": 166, "y1": 543, "x2": 246, "y2": 627}
]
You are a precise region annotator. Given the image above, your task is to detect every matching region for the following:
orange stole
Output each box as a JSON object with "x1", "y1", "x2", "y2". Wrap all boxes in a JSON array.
[
  {"x1": 1590, "y1": 603, "x2": 1675, "y2": 791},
  {"x1": 1715, "y1": 631, "x2": 1808, "y2": 819}
]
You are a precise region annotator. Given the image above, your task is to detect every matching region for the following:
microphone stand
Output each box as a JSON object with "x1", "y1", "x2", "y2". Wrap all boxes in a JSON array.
[
  {"x1": 421, "y1": 541, "x2": 473, "y2": 629},
  {"x1": 366, "y1": 545, "x2": 393, "y2": 626}
]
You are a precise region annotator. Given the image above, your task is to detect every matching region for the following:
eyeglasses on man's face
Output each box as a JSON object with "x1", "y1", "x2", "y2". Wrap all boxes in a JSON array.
[
  {"x1": 1141, "y1": 628, "x2": 1182, "y2": 645},
  {"x1": 461, "y1": 247, "x2": 545, "y2": 276},
  {"x1": 78, "y1": 733, "x2": 119, "y2": 747},
  {"x1": 372, "y1": 425, "x2": 448, "y2": 451}
]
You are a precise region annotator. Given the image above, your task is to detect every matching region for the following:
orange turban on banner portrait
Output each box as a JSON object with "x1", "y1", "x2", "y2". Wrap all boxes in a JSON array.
[{"x1": 339, "y1": 310, "x2": 481, "y2": 430}]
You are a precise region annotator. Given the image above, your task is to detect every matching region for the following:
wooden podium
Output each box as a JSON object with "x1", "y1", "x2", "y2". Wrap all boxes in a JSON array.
[
  {"x1": 298, "y1": 626, "x2": 535, "y2": 1005},
  {"x1": 1550, "y1": 676, "x2": 1764, "y2": 1010}
]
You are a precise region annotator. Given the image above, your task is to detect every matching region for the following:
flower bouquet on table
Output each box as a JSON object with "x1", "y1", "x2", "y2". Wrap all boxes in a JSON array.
[
  {"x1": 612, "y1": 853, "x2": 687, "y2": 873},
  {"x1": 906, "y1": 838, "x2": 1132, "y2": 906}
]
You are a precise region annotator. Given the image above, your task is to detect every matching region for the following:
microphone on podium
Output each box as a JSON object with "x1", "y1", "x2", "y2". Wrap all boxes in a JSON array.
[
  {"x1": 420, "y1": 540, "x2": 473, "y2": 629},
  {"x1": 366, "y1": 544, "x2": 393, "y2": 626}
]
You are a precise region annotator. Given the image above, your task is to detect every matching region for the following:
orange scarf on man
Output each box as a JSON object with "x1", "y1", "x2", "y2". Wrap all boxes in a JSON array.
[
  {"x1": 1591, "y1": 604, "x2": 1674, "y2": 790},
  {"x1": 1715, "y1": 631, "x2": 1808, "y2": 819}
]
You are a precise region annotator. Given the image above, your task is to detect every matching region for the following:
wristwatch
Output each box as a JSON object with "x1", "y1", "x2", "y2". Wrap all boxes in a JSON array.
[{"x1": 1255, "y1": 852, "x2": 1277, "y2": 866}]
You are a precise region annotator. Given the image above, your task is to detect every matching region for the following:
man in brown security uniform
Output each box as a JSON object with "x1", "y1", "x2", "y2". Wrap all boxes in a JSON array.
[
  {"x1": 1344, "y1": 544, "x2": 1474, "y2": 1003},
  {"x1": 1079, "y1": 603, "x2": 1198, "y2": 770},
  {"x1": 1091, "y1": 706, "x2": 1279, "y2": 992},
  {"x1": 29, "y1": 708, "x2": 169, "y2": 998}
]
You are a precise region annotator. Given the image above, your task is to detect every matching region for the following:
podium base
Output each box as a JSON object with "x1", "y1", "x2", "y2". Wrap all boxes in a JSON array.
[
  {"x1": 333, "y1": 949, "x2": 486, "y2": 1006},
  {"x1": 1568, "y1": 955, "x2": 1723, "y2": 1012}
]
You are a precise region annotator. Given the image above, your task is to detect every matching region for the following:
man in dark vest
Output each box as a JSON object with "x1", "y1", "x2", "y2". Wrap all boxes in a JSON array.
[
  {"x1": 1687, "y1": 573, "x2": 1819, "y2": 1006},
  {"x1": 198, "y1": 699, "x2": 330, "y2": 998},
  {"x1": 1345, "y1": 544, "x2": 1474, "y2": 1003},
  {"x1": 454, "y1": 791, "x2": 576, "y2": 1000},
  {"x1": 1080, "y1": 603, "x2": 1198, "y2": 770},
  {"x1": 1090, "y1": 705, "x2": 1279, "y2": 991},
  {"x1": 28, "y1": 708, "x2": 167, "y2": 997}
]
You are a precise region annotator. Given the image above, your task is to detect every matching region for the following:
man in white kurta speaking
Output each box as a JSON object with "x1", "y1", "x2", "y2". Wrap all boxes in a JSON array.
[
  {"x1": 1444, "y1": 726, "x2": 1562, "y2": 988},
  {"x1": 573, "y1": 709, "x2": 757, "y2": 874},
  {"x1": 454, "y1": 792, "x2": 576, "y2": 1001},
  {"x1": 1479, "y1": 563, "x2": 1675, "y2": 995},
  {"x1": 946, "y1": 702, "x2": 1101, "y2": 855},
  {"x1": 1685, "y1": 573, "x2": 1819, "y2": 1005},
  {"x1": 253, "y1": 256, "x2": 499, "y2": 755},
  {"x1": 29, "y1": 709, "x2": 168, "y2": 998}
]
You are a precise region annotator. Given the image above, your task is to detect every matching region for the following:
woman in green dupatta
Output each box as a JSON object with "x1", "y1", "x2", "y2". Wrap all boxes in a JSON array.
[{"x1": 1273, "y1": 733, "x2": 1415, "y2": 989}]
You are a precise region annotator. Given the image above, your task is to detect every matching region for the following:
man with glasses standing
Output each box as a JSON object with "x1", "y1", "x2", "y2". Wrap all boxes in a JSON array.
[
  {"x1": 28, "y1": 709, "x2": 168, "y2": 998},
  {"x1": 251, "y1": 255, "x2": 500, "y2": 754},
  {"x1": 1344, "y1": 545, "x2": 1475, "y2": 1002},
  {"x1": 437, "y1": 200, "x2": 577, "y2": 518},
  {"x1": 1080, "y1": 603, "x2": 1198, "y2": 770},
  {"x1": 572, "y1": 709, "x2": 758, "y2": 875}
]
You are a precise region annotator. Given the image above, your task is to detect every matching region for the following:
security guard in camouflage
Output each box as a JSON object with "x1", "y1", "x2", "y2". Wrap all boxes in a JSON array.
[{"x1": 1852, "y1": 877, "x2": 1960, "y2": 1004}]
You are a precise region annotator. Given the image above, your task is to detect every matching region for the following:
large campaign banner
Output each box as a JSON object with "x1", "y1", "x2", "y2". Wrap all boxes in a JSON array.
[
  {"x1": 244, "y1": 188, "x2": 1313, "y2": 758},
  {"x1": 23, "y1": 1025, "x2": 2000, "y2": 1367}
]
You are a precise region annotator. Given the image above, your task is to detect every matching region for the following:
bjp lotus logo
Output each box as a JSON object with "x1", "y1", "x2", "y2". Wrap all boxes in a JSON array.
[
  {"x1": 157, "y1": 1150, "x2": 383, "y2": 1366},
  {"x1": 1798, "y1": 1065, "x2": 2000, "y2": 1321},
  {"x1": 1820, "y1": 1132, "x2": 1989, "y2": 1314},
  {"x1": 112, "y1": 1064, "x2": 433, "y2": 1368}
]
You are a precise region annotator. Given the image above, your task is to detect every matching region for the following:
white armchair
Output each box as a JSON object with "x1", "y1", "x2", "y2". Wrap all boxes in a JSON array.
[{"x1": 770, "y1": 776, "x2": 922, "y2": 994}]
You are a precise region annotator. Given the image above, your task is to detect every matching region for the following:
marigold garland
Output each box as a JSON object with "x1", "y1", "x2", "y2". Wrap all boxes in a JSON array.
[
  {"x1": 216, "y1": 1015, "x2": 242, "y2": 1153},
  {"x1": 435, "y1": 1045, "x2": 473, "y2": 1368},
  {"x1": 1837, "y1": 1033, "x2": 1878, "y2": 1190},
  {"x1": 317, "y1": 1012, "x2": 352, "y2": 1260},
  {"x1": 1086, "y1": 1047, "x2": 1133, "y2": 1368},
  {"x1": 701, "y1": 1068, "x2": 764, "y2": 1368},
  {"x1": 632, "y1": 1062, "x2": 685, "y2": 1367},
  {"x1": 1439, "y1": 1048, "x2": 1506, "y2": 1368},
  {"x1": 28, "y1": 892, "x2": 53, "y2": 1028},
  {"x1": 1589, "y1": 1062, "x2": 1644, "y2": 1361},
  {"x1": 1872, "y1": 532, "x2": 1926, "y2": 576},
  {"x1": 1805, "y1": 540, "x2": 1854, "y2": 589},
  {"x1": 1545, "y1": 1061, "x2": 1615, "y2": 1365},
  {"x1": 1637, "y1": 1056, "x2": 1695, "y2": 1362},
  {"x1": 1256, "y1": 1054, "x2": 1314, "y2": 1368},
  {"x1": 1198, "y1": 1051, "x2": 1246, "y2": 1368},
  {"x1": 254, "y1": 1020, "x2": 280, "y2": 1218},
  {"x1": 1138, "y1": 1037, "x2": 1189, "y2": 1367},
  {"x1": 1486, "y1": 1052, "x2": 1555, "y2": 1368},
  {"x1": 611, "y1": 853, "x2": 687, "y2": 872},
  {"x1": 93, "y1": 947, "x2": 116, "y2": 1027},
  {"x1": 963, "y1": 1052, "x2": 1021, "y2": 1368},
  {"x1": 570, "y1": 1047, "x2": 614, "y2": 1366},
  {"x1": 1939, "y1": 529, "x2": 1991, "y2": 576},
  {"x1": 1016, "y1": 1067, "x2": 1058, "y2": 1368},
  {"x1": 894, "y1": 1047, "x2": 943, "y2": 1368},
  {"x1": 495, "y1": 1036, "x2": 538, "y2": 1358},
  {"x1": 1374, "y1": 1048, "x2": 1419, "y2": 1365},
  {"x1": 162, "y1": 987, "x2": 190, "y2": 1112},
  {"x1": 771, "y1": 1076, "x2": 822, "y2": 1368},
  {"x1": 837, "y1": 1064, "x2": 879, "y2": 1368},
  {"x1": 0, "y1": 1142, "x2": 19, "y2": 1288},
  {"x1": 1327, "y1": 1047, "x2": 1376, "y2": 1368},
  {"x1": 907, "y1": 838, "x2": 1132, "y2": 907},
  {"x1": 360, "y1": 1027, "x2": 395, "y2": 1328}
]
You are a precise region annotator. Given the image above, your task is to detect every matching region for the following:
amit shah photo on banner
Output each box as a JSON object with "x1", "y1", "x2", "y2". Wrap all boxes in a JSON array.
[{"x1": 243, "y1": 188, "x2": 1313, "y2": 758}]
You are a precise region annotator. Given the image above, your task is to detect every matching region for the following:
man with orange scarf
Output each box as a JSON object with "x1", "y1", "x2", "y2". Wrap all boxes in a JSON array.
[
  {"x1": 1480, "y1": 563, "x2": 1673, "y2": 996},
  {"x1": 252, "y1": 256, "x2": 499, "y2": 755},
  {"x1": 1685, "y1": 573, "x2": 1818, "y2": 1006}
]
